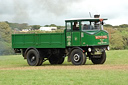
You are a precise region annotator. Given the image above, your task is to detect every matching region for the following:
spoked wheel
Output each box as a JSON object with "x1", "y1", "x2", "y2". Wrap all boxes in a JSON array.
[
  {"x1": 91, "y1": 51, "x2": 106, "y2": 64},
  {"x1": 26, "y1": 49, "x2": 40, "y2": 66},
  {"x1": 49, "y1": 55, "x2": 65, "y2": 65},
  {"x1": 70, "y1": 49, "x2": 86, "y2": 65}
]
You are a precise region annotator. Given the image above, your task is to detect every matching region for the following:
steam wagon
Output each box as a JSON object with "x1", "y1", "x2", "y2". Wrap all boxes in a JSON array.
[{"x1": 12, "y1": 16, "x2": 109, "y2": 66}]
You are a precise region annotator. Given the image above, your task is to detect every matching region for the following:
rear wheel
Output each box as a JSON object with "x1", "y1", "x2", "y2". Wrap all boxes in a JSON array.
[
  {"x1": 58, "y1": 57, "x2": 65, "y2": 64},
  {"x1": 49, "y1": 55, "x2": 65, "y2": 65},
  {"x1": 37, "y1": 57, "x2": 43, "y2": 66},
  {"x1": 49, "y1": 55, "x2": 59, "y2": 64},
  {"x1": 37, "y1": 52, "x2": 44, "y2": 66},
  {"x1": 70, "y1": 49, "x2": 86, "y2": 65},
  {"x1": 26, "y1": 49, "x2": 40, "y2": 66},
  {"x1": 91, "y1": 51, "x2": 106, "y2": 64}
]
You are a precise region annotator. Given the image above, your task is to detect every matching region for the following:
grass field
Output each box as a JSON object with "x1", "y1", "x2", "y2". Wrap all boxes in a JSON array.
[{"x1": 0, "y1": 50, "x2": 128, "y2": 85}]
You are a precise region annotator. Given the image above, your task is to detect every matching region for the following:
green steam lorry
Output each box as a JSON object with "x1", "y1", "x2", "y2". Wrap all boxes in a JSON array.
[{"x1": 12, "y1": 17, "x2": 109, "y2": 66}]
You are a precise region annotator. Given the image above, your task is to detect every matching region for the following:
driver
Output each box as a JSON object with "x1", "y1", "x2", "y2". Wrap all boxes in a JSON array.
[{"x1": 73, "y1": 22, "x2": 79, "y2": 30}]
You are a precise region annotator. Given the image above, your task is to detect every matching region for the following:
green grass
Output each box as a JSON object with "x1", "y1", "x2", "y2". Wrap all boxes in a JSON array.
[
  {"x1": 0, "y1": 69, "x2": 127, "y2": 85},
  {"x1": 0, "y1": 50, "x2": 128, "y2": 85}
]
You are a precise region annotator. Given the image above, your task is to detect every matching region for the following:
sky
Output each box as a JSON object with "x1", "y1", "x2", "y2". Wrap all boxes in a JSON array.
[{"x1": 0, "y1": 0, "x2": 128, "y2": 26}]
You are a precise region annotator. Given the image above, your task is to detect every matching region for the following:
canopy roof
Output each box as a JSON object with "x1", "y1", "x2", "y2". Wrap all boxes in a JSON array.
[{"x1": 65, "y1": 18, "x2": 107, "y2": 22}]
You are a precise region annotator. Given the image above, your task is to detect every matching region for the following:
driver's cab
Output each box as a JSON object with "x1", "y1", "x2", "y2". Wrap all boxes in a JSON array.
[{"x1": 65, "y1": 18, "x2": 107, "y2": 46}]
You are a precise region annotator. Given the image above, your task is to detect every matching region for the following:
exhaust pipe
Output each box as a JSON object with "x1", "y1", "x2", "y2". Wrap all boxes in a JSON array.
[{"x1": 94, "y1": 14, "x2": 100, "y2": 18}]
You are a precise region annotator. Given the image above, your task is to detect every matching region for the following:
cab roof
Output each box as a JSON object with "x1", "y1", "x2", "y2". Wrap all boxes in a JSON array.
[{"x1": 65, "y1": 18, "x2": 107, "y2": 22}]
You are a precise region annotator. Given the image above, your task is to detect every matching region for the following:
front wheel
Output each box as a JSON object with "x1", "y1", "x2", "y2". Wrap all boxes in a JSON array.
[
  {"x1": 70, "y1": 49, "x2": 86, "y2": 65},
  {"x1": 91, "y1": 51, "x2": 106, "y2": 64}
]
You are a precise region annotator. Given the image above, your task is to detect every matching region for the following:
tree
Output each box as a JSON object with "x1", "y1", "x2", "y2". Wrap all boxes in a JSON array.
[
  {"x1": 31, "y1": 25, "x2": 41, "y2": 30},
  {"x1": 0, "y1": 22, "x2": 14, "y2": 55},
  {"x1": 118, "y1": 28, "x2": 128, "y2": 49},
  {"x1": 44, "y1": 24, "x2": 57, "y2": 27},
  {"x1": 104, "y1": 27, "x2": 116, "y2": 40},
  {"x1": 49, "y1": 24, "x2": 57, "y2": 27},
  {"x1": 110, "y1": 32, "x2": 125, "y2": 50},
  {"x1": 119, "y1": 24, "x2": 128, "y2": 28},
  {"x1": 7, "y1": 22, "x2": 29, "y2": 30},
  {"x1": 44, "y1": 25, "x2": 50, "y2": 27},
  {"x1": 0, "y1": 22, "x2": 12, "y2": 43},
  {"x1": 104, "y1": 27, "x2": 126, "y2": 50},
  {"x1": 44, "y1": 24, "x2": 65, "y2": 29},
  {"x1": 104, "y1": 24, "x2": 113, "y2": 27}
]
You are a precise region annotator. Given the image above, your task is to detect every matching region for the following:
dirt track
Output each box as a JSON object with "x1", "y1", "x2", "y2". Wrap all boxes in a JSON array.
[{"x1": 0, "y1": 65, "x2": 128, "y2": 71}]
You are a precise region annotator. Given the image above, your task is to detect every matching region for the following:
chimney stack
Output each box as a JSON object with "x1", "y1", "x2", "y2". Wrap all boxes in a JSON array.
[{"x1": 94, "y1": 14, "x2": 100, "y2": 18}]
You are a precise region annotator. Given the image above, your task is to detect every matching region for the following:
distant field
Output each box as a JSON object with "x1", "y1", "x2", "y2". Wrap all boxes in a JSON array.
[{"x1": 0, "y1": 50, "x2": 128, "y2": 85}]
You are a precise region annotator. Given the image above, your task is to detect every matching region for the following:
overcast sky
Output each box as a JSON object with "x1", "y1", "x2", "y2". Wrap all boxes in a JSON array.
[{"x1": 0, "y1": 0, "x2": 128, "y2": 26}]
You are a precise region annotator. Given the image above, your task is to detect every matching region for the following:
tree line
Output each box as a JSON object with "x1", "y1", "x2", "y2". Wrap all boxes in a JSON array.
[
  {"x1": 104, "y1": 24, "x2": 128, "y2": 50},
  {"x1": 0, "y1": 22, "x2": 128, "y2": 55}
]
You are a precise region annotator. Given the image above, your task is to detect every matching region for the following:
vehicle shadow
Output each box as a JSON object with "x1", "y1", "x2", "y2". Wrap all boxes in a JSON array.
[{"x1": 40, "y1": 63, "x2": 94, "y2": 66}]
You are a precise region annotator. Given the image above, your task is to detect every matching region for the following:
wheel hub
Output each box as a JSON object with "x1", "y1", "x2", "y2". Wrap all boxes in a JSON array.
[
  {"x1": 74, "y1": 54, "x2": 80, "y2": 62},
  {"x1": 31, "y1": 56, "x2": 35, "y2": 62}
]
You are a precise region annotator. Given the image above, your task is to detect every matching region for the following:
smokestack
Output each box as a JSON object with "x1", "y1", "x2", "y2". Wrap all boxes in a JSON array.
[{"x1": 94, "y1": 14, "x2": 100, "y2": 18}]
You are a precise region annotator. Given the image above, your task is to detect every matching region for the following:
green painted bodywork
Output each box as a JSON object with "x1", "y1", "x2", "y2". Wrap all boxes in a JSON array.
[
  {"x1": 12, "y1": 18, "x2": 109, "y2": 49},
  {"x1": 65, "y1": 18, "x2": 109, "y2": 47},
  {"x1": 81, "y1": 30, "x2": 109, "y2": 46},
  {"x1": 66, "y1": 30, "x2": 109, "y2": 46},
  {"x1": 12, "y1": 33, "x2": 66, "y2": 48}
]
